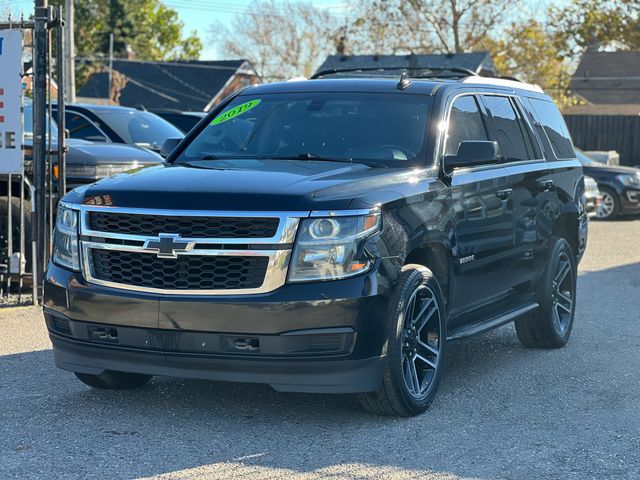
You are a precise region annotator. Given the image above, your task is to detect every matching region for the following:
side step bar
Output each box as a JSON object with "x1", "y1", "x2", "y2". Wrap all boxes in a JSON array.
[{"x1": 447, "y1": 302, "x2": 539, "y2": 341}]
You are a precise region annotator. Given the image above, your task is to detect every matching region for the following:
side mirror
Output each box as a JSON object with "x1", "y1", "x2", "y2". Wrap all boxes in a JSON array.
[
  {"x1": 444, "y1": 140, "x2": 500, "y2": 173},
  {"x1": 160, "y1": 137, "x2": 182, "y2": 158}
]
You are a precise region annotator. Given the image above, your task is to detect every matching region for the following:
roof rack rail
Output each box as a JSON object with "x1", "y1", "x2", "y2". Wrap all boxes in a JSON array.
[
  {"x1": 497, "y1": 75, "x2": 522, "y2": 83},
  {"x1": 310, "y1": 66, "x2": 477, "y2": 80}
]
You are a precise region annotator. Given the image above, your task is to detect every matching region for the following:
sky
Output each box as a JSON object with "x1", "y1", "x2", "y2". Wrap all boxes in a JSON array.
[
  {"x1": 2, "y1": 0, "x2": 562, "y2": 60},
  {"x1": 163, "y1": 0, "x2": 353, "y2": 59}
]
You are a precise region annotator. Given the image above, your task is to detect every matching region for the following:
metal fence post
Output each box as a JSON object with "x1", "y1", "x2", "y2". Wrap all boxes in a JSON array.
[{"x1": 33, "y1": 0, "x2": 49, "y2": 303}]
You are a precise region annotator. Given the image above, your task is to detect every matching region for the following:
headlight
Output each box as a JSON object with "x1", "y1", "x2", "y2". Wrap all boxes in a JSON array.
[
  {"x1": 616, "y1": 173, "x2": 640, "y2": 186},
  {"x1": 288, "y1": 213, "x2": 381, "y2": 282},
  {"x1": 52, "y1": 205, "x2": 80, "y2": 271},
  {"x1": 60, "y1": 163, "x2": 142, "y2": 179}
]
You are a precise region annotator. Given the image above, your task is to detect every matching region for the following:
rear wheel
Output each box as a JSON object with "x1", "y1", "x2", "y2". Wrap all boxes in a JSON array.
[
  {"x1": 75, "y1": 371, "x2": 153, "y2": 390},
  {"x1": 515, "y1": 237, "x2": 576, "y2": 348},
  {"x1": 358, "y1": 265, "x2": 445, "y2": 416},
  {"x1": 596, "y1": 187, "x2": 619, "y2": 220}
]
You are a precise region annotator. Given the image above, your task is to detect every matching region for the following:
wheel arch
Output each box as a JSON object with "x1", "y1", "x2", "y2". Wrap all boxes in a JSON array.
[
  {"x1": 551, "y1": 212, "x2": 580, "y2": 256},
  {"x1": 404, "y1": 242, "x2": 450, "y2": 306}
]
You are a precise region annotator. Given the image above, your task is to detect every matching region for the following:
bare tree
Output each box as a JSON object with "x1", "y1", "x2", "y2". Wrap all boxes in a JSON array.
[
  {"x1": 401, "y1": 0, "x2": 512, "y2": 54},
  {"x1": 345, "y1": 0, "x2": 513, "y2": 55},
  {"x1": 210, "y1": 0, "x2": 340, "y2": 82}
]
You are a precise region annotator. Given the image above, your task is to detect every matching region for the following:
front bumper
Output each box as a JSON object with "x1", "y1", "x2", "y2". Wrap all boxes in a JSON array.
[
  {"x1": 621, "y1": 187, "x2": 640, "y2": 214},
  {"x1": 44, "y1": 263, "x2": 392, "y2": 393}
]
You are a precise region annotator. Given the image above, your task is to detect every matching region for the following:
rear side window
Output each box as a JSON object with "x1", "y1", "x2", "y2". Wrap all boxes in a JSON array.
[
  {"x1": 445, "y1": 95, "x2": 489, "y2": 157},
  {"x1": 528, "y1": 98, "x2": 575, "y2": 159},
  {"x1": 482, "y1": 95, "x2": 534, "y2": 162}
]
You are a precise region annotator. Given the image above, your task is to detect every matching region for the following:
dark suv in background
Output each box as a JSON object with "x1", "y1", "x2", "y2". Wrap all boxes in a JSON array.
[
  {"x1": 44, "y1": 70, "x2": 586, "y2": 416},
  {"x1": 52, "y1": 104, "x2": 184, "y2": 153}
]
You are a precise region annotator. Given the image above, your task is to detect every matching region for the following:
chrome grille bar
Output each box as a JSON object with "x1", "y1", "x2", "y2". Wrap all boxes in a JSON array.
[{"x1": 74, "y1": 205, "x2": 309, "y2": 295}]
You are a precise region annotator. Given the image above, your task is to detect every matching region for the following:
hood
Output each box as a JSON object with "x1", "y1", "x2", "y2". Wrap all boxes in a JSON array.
[
  {"x1": 23, "y1": 138, "x2": 162, "y2": 165},
  {"x1": 67, "y1": 142, "x2": 162, "y2": 165},
  {"x1": 64, "y1": 159, "x2": 429, "y2": 211}
]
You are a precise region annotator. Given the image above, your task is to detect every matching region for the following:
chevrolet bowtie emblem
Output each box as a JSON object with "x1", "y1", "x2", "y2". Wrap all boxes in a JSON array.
[{"x1": 144, "y1": 233, "x2": 195, "y2": 259}]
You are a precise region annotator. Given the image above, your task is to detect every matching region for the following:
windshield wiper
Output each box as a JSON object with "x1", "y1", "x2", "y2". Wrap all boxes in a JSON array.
[
  {"x1": 277, "y1": 153, "x2": 390, "y2": 168},
  {"x1": 273, "y1": 152, "x2": 354, "y2": 163}
]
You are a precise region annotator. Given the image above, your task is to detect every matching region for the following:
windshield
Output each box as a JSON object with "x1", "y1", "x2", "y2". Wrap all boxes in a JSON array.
[
  {"x1": 23, "y1": 101, "x2": 59, "y2": 138},
  {"x1": 575, "y1": 148, "x2": 600, "y2": 166},
  {"x1": 176, "y1": 92, "x2": 432, "y2": 166},
  {"x1": 98, "y1": 110, "x2": 183, "y2": 148}
]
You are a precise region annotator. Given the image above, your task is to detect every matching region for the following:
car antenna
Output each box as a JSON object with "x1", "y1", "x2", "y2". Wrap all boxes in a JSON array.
[{"x1": 397, "y1": 71, "x2": 412, "y2": 90}]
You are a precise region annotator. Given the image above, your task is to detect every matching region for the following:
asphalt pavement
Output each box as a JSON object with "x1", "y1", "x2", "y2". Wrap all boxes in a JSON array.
[{"x1": 1, "y1": 220, "x2": 639, "y2": 480}]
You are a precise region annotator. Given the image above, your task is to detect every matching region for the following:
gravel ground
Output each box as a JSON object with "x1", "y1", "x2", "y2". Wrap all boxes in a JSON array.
[{"x1": 1, "y1": 220, "x2": 639, "y2": 480}]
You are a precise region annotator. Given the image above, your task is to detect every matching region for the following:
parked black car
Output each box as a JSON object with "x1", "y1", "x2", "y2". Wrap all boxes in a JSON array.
[
  {"x1": 52, "y1": 104, "x2": 184, "y2": 153},
  {"x1": 44, "y1": 73, "x2": 587, "y2": 416},
  {"x1": 150, "y1": 109, "x2": 206, "y2": 134},
  {"x1": 576, "y1": 148, "x2": 640, "y2": 219}
]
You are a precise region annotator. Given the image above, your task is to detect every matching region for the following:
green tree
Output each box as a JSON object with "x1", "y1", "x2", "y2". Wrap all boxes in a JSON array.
[
  {"x1": 480, "y1": 21, "x2": 577, "y2": 108},
  {"x1": 550, "y1": 0, "x2": 640, "y2": 54},
  {"x1": 51, "y1": 0, "x2": 202, "y2": 62}
]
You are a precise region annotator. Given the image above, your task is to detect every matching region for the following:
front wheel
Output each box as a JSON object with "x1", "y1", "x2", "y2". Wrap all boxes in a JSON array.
[
  {"x1": 358, "y1": 265, "x2": 446, "y2": 416},
  {"x1": 75, "y1": 371, "x2": 153, "y2": 390}
]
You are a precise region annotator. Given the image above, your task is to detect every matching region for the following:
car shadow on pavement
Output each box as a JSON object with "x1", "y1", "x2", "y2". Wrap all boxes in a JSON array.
[{"x1": 1, "y1": 262, "x2": 639, "y2": 479}]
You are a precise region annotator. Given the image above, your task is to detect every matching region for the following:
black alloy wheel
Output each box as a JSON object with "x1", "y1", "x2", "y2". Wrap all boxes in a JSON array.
[
  {"x1": 359, "y1": 265, "x2": 445, "y2": 416},
  {"x1": 550, "y1": 250, "x2": 574, "y2": 337},
  {"x1": 515, "y1": 237, "x2": 577, "y2": 348},
  {"x1": 400, "y1": 284, "x2": 442, "y2": 398}
]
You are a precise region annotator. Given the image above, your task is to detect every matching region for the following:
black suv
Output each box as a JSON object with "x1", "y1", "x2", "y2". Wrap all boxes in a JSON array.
[{"x1": 44, "y1": 72, "x2": 587, "y2": 416}]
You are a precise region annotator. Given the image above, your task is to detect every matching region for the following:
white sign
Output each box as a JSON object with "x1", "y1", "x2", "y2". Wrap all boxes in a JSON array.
[{"x1": 0, "y1": 29, "x2": 23, "y2": 174}]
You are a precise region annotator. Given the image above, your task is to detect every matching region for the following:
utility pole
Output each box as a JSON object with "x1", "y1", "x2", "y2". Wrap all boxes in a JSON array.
[
  {"x1": 64, "y1": 0, "x2": 75, "y2": 102},
  {"x1": 33, "y1": 0, "x2": 49, "y2": 302},
  {"x1": 108, "y1": 32, "x2": 113, "y2": 104}
]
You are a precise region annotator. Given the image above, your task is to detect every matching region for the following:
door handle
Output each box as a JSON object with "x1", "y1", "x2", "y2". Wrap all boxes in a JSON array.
[
  {"x1": 496, "y1": 188, "x2": 513, "y2": 200},
  {"x1": 538, "y1": 180, "x2": 554, "y2": 192}
]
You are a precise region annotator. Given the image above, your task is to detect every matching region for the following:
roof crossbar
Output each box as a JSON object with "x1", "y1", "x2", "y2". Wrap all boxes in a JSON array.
[{"x1": 310, "y1": 66, "x2": 478, "y2": 80}]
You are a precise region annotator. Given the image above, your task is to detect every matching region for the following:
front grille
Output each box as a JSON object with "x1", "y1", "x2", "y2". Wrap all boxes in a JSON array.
[
  {"x1": 91, "y1": 250, "x2": 269, "y2": 290},
  {"x1": 88, "y1": 212, "x2": 279, "y2": 238}
]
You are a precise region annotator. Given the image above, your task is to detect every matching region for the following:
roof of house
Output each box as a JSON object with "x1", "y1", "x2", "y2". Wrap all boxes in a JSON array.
[
  {"x1": 570, "y1": 51, "x2": 640, "y2": 104},
  {"x1": 77, "y1": 59, "x2": 257, "y2": 111},
  {"x1": 315, "y1": 52, "x2": 497, "y2": 76}
]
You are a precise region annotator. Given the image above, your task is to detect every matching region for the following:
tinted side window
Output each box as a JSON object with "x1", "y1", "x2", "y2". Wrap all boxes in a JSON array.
[
  {"x1": 528, "y1": 98, "x2": 575, "y2": 159},
  {"x1": 445, "y1": 95, "x2": 488, "y2": 157},
  {"x1": 482, "y1": 96, "x2": 533, "y2": 162},
  {"x1": 65, "y1": 112, "x2": 107, "y2": 142}
]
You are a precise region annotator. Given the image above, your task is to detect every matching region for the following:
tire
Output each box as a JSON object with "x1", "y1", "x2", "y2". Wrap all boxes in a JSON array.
[
  {"x1": 358, "y1": 264, "x2": 446, "y2": 416},
  {"x1": 75, "y1": 371, "x2": 153, "y2": 390},
  {"x1": 0, "y1": 197, "x2": 32, "y2": 269},
  {"x1": 596, "y1": 187, "x2": 619, "y2": 220},
  {"x1": 515, "y1": 237, "x2": 577, "y2": 348}
]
